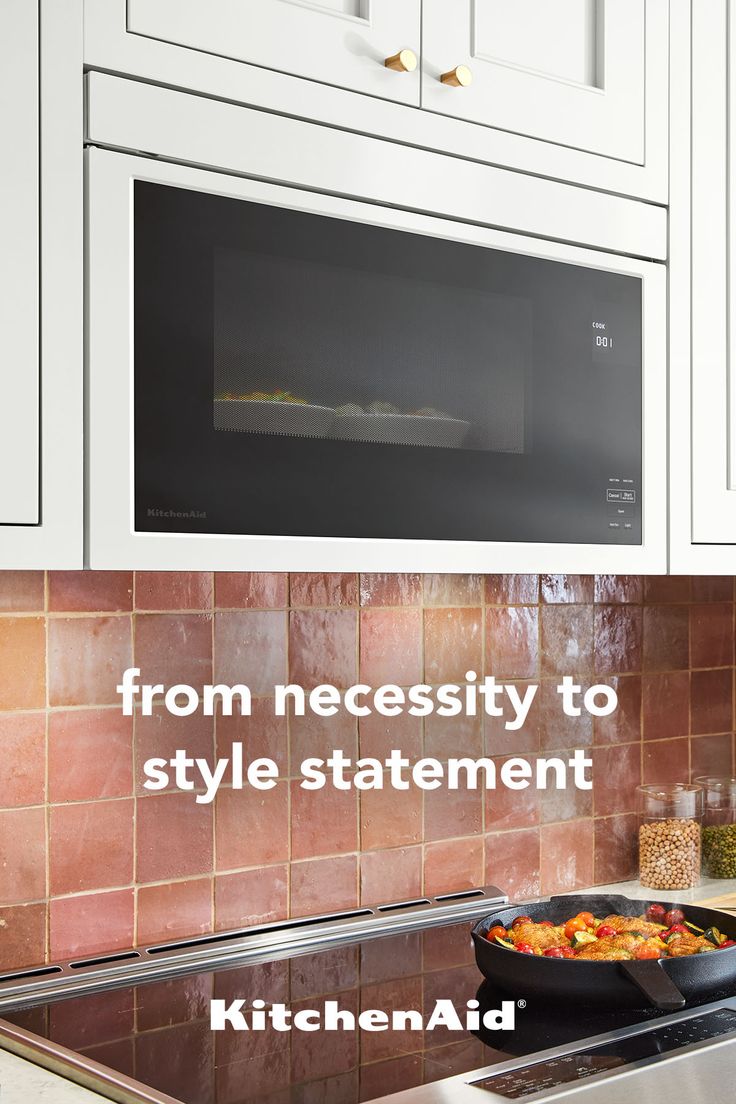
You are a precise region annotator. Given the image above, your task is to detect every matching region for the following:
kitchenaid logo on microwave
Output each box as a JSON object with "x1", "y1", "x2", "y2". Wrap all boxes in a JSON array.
[
  {"x1": 210, "y1": 998, "x2": 518, "y2": 1033},
  {"x1": 146, "y1": 506, "x2": 207, "y2": 520}
]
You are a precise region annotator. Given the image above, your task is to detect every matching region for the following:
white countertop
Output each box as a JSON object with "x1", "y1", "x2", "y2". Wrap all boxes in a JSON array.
[
  {"x1": 0, "y1": 1047, "x2": 108, "y2": 1103},
  {"x1": 570, "y1": 876, "x2": 736, "y2": 906}
]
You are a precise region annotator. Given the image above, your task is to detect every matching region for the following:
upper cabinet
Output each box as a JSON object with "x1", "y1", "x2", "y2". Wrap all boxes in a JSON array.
[
  {"x1": 86, "y1": 0, "x2": 668, "y2": 200},
  {"x1": 125, "y1": 0, "x2": 422, "y2": 106},
  {"x1": 421, "y1": 0, "x2": 645, "y2": 164}
]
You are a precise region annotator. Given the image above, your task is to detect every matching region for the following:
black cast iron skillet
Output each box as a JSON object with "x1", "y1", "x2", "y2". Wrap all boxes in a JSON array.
[{"x1": 472, "y1": 894, "x2": 736, "y2": 1011}]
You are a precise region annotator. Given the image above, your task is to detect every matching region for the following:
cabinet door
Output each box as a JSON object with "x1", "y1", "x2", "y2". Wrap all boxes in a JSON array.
[
  {"x1": 0, "y1": 0, "x2": 39, "y2": 523},
  {"x1": 421, "y1": 0, "x2": 650, "y2": 164},
  {"x1": 126, "y1": 0, "x2": 421, "y2": 105}
]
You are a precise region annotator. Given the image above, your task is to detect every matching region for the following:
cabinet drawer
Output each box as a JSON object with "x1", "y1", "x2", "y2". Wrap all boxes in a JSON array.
[{"x1": 126, "y1": 0, "x2": 421, "y2": 106}]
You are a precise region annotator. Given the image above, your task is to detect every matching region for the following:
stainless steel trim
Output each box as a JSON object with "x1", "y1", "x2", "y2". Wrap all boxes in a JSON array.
[{"x1": 0, "y1": 884, "x2": 507, "y2": 1012}]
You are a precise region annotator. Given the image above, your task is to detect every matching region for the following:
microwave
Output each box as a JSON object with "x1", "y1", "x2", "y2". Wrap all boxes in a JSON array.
[{"x1": 86, "y1": 76, "x2": 667, "y2": 572}]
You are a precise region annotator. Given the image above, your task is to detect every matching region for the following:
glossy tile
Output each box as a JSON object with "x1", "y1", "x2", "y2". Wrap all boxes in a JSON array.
[
  {"x1": 593, "y1": 676, "x2": 641, "y2": 746},
  {"x1": 135, "y1": 613, "x2": 213, "y2": 690},
  {"x1": 290, "y1": 609, "x2": 356, "y2": 689},
  {"x1": 0, "y1": 807, "x2": 45, "y2": 905},
  {"x1": 360, "y1": 780, "x2": 423, "y2": 850},
  {"x1": 424, "y1": 784, "x2": 482, "y2": 841},
  {"x1": 423, "y1": 574, "x2": 483, "y2": 606},
  {"x1": 290, "y1": 778, "x2": 358, "y2": 860},
  {"x1": 485, "y1": 575, "x2": 539, "y2": 605},
  {"x1": 50, "y1": 799, "x2": 134, "y2": 895},
  {"x1": 214, "y1": 865, "x2": 288, "y2": 931},
  {"x1": 49, "y1": 889, "x2": 134, "y2": 961},
  {"x1": 289, "y1": 573, "x2": 358, "y2": 607},
  {"x1": 359, "y1": 573, "x2": 422, "y2": 607},
  {"x1": 215, "y1": 783, "x2": 288, "y2": 871},
  {"x1": 136, "y1": 708, "x2": 215, "y2": 795},
  {"x1": 137, "y1": 793, "x2": 213, "y2": 883},
  {"x1": 49, "y1": 709, "x2": 132, "y2": 802},
  {"x1": 486, "y1": 606, "x2": 539, "y2": 678},
  {"x1": 540, "y1": 605, "x2": 594, "y2": 675},
  {"x1": 594, "y1": 575, "x2": 644, "y2": 604},
  {"x1": 215, "y1": 572, "x2": 288, "y2": 609},
  {"x1": 49, "y1": 572, "x2": 133, "y2": 613},
  {"x1": 592, "y1": 744, "x2": 641, "y2": 817},
  {"x1": 290, "y1": 855, "x2": 358, "y2": 918},
  {"x1": 484, "y1": 827, "x2": 540, "y2": 900},
  {"x1": 0, "y1": 617, "x2": 45, "y2": 710},
  {"x1": 642, "y1": 737, "x2": 689, "y2": 784},
  {"x1": 593, "y1": 813, "x2": 638, "y2": 883},
  {"x1": 360, "y1": 609, "x2": 422, "y2": 686},
  {"x1": 540, "y1": 819, "x2": 594, "y2": 894},
  {"x1": 424, "y1": 608, "x2": 482, "y2": 683},
  {"x1": 691, "y1": 668, "x2": 733, "y2": 734},
  {"x1": 690, "y1": 602, "x2": 734, "y2": 668},
  {"x1": 359, "y1": 847, "x2": 422, "y2": 906},
  {"x1": 48, "y1": 616, "x2": 131, "y2": 707},
  {"x1": 541, "y1": 575, "x2": 594, "y2": 604},
  {"x1": 137, "y1": 879, "x2": 213, "y2": 945},
  {"x1": 0, "y1": 902, "x2": 46, "y2": 968},
  {"x1": 0, "y1": 571, "x2": 44, "y2": 612},
  {"x1": 423, "y1": 837, "x2": 483, "y2": 897},
  {"x1": 594, "y1": 605, "x2": 643, "y2": 674},
  {"x1": 215, "y1": 610, "x2": 287, "y2": 693},
  {"x1": 0, "y1": 711, "x2": 45, "y2": 807},
  {"x1": 642, "y1": 606, "x2": 690, "y2": 671},
  {"x1": 135, "y1": 572, "x2": 212, "y2": 611},
  {"x1": 642, "y1": 671, "x2": 690, "y2": 740}
]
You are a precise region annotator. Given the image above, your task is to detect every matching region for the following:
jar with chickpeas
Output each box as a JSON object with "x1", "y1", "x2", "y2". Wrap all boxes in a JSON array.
[
  {"x1": 637, "y1": 783, "x2": 703, "y2": 890},
  {"x1": 696, "y1": 776, "x2": 736, "y2": 879}
]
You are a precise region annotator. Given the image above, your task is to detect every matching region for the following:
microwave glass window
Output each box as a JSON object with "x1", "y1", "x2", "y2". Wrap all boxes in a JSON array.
[{"x1": 133, "y1": 182, "x2": 642, "y2": 545}]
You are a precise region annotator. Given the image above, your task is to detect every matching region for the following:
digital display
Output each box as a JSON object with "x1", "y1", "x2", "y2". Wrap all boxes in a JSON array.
[{"x1": 473, "y1": 1008, "x2": 736, "y2": 1099}]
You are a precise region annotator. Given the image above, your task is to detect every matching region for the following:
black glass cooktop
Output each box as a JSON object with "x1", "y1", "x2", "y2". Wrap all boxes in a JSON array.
[{"x1": 3, "y1": 921, "x2": 736, "y2": 1104}]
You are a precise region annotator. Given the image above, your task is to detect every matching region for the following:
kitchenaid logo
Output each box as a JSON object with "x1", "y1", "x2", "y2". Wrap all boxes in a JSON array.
[
  {"x1": 146, "y1": 506, "x2": 207, "y2": 520},
  {"x1": 210, "y1": 998, "x2": 517, "y2": 1033}
]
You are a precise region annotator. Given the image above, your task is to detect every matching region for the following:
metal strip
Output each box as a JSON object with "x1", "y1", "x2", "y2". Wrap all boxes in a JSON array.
[{"x1": 0, "y1": 885, "x2": 507, "y2": 1012}]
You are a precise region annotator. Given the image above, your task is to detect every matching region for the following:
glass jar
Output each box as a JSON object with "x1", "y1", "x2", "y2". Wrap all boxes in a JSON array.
[
  {"x1": 696, "y1": 776, "x2": 736, "y2": 879},
  {"x1": 637, "y1": 783, "x2": 703, "y2": 890}
]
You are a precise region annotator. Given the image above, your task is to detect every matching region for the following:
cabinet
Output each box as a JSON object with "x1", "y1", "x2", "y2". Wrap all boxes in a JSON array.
[
  {"x1": 126, "y1": 0, "x2": 421, "y2": 106},
  {"x1": 670, "y1": 0, "x2": 736, "y2": 570}
]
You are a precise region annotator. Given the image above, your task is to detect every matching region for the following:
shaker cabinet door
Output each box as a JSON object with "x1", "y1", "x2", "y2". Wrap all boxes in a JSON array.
[
  {"x1": 126, "y1": 0, "x2": 421, "y2": 105},
  {"x1": 0, "y1": 0, "x2": 39, "y2": 524},
  {"x1": 421, "y1": 0, "x2": 653, "y2": 165}
]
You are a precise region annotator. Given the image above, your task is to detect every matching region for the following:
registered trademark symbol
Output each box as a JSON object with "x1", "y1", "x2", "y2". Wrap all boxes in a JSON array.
[{"x1": 517, "y1": 999, "x2": 526, "y2": 1009}]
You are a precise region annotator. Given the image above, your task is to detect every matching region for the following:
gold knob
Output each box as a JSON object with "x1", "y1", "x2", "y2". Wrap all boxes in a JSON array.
[
  {"x1": 384, "y1": 48, "x2": 418, "y2": 74},
  {"x1": 440, "y1": 64, "x2": 473, "y2": 87}
]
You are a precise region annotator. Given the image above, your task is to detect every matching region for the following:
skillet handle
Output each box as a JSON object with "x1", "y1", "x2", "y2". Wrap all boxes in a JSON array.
[{"x1": 619, "y1": 959, "x2": 686, "y2": 1011}]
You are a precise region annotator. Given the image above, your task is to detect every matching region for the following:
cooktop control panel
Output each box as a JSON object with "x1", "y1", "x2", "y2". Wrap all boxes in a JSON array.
[{"x1": 472, "y1": 1008, "x2": 736, "y2": 1099}]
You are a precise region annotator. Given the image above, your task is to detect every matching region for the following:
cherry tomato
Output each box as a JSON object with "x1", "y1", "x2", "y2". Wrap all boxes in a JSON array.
[
  {"x1": 720, "y1": 940, "x2": 736, "y2": 949},
  {"x1": 543, "y1": 946, "x2": 566, "y2": 958},
  {"x1": 667, "y1": 923, "x2": 689, "y2": 935},
  {"x1": 511, "y1": 916, "x2": 533, "y2": 928},
  {"x1": 665, "y1": 909, "x2": 685, "y2": 927},
  {"x1": 646, "y1": 903, "x2": 667, "y2": 923},
  {"x1": 634, "y1": 942, "x2": 662, "y2": 960},
  {"x1": 558, "y1": 946, "x2": 576, "y2": 958},
  {"x1": 576, "y1": 911, "x2": 595, "y2": 927},
  {"x1": 564, "y1": 917, "x2": 588, "y2": 940},
  {"x1": 595, "y1": 924, "x2": 617, "y2": 938},
  {"x1": 487, "y1": 926, "x2": 507, "y2": 942},
  {"x1": 514, "y1": 941, "x2": 535, "y2": 955},
  {"x1": 538, "y1": 920, "x2": 555, "y2": 928}
]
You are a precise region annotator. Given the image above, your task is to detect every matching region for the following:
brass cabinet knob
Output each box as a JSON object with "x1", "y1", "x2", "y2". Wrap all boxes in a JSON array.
[
  {"x1": 440, "y1": 64, "x2": 473, "y2": 87},
  {"x1": 384, "y1": 48, "x2": 418, "y2": 73}
]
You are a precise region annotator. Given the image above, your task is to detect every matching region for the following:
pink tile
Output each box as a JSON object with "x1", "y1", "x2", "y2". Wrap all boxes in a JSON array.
[
  {"x1": 691, "y1": 576, "x2": 734, "y2": 602},
  {"x1": 49, "y1": 709, "x2": 132, "y2": 802},
  {"x1": 690, "y1": 733, "x2": 734, "y2": 778},
  {"x1": 594, "y1": 575, "x2": 644, "y2": 604},
  {"x1": 215, "y1": 866, "x2": 288, "y2": 930},
  {"x1": 422, "y1": 923, "x2": 477, "y2": 972},
  {"x1": 592, "y1": 676, "x2": 642, "y2": 746},
  {"x1": 540, "y1": 819, "x2": 594, "y2": 894},
  {"x1": 425, "y1": 712, "x2": 482, "y2": 760},
  {"x1": 137, "y1": 879, "x2": 213, "y2": 945},
  {"x1": 644, "y1": 576, "x2": 691, "y2": 603},
  {"x1": 0, "y1": 617, "x2": 45, "y2": 710},
  {"x1": 215, "y1": 783, "x2": 288, "y2": 870},
  {"x1": 537, "y1": 677, "x2": 592, "y2": 752},
  {"x1": 359, "y1": 574, "x2": 422, "y2": 606},
  {"x1": 359, "y1": 977, "x2": 423, "y2": 1063},
  {"x1": 50, "y1": 889, "x2": 134, "y2": 960},
  {"x1": 424, "y1": 608, "x2": 482, "y2": 683},
  {"x1": 290, "y1": 708, "x2": 358, "y2": 768},
  {"x1": 485, "y1": 759, "x2": 540, "y2": 831},
  {"x1": 360, "y1": 609, "x2": 421, "y2": 686},
  {"x1": 486, "y1": 607, "x2": 539, "y2": 678},
  {"x1": 290, "y1": 855, "x2": 358, "y2": 917},
  {"x1": 643, "y1": 737, "x2": 689, "y2": 784},
  {"x1": 0, "y1": 807, "x2": 45, "y2": 905},
  {"x1": 48, "y1": 616, "x2": 131, "y2": 707},
  {"x1": 691, "y1": 668, "x2": 733, "y2": 734},
  {"x1": 135, "y1": 572, "x2": 213, "y2": 610},
  {"x1": 642, "y1": 606, "x2": 690, "y2": 671},
  {"x1": 0, "y1": 571, "x2": 44, "y2": 612},
  {"x1": 642, "y1": 671, "x2": 690, "y2": 740},
  {"x1": 360, "y1": 783, "x2": 422, "y2": 850},
  {"x1": 540, "y1": 605, "x2": 594, "y2": 674},
  {"x1": 290, "y1": 992, "x2": 358, "y2": 1084},
  {"x1": 594, "y1": 605, "x2": 643, "y2": 674},
  {"x1": 485, "y1": 575, "x2": 539, "y2": 605},
  {"x1": 359, "y1": 847, "x2": 422, "y2": 906},
  {"x1": 136, "y1": 708, "x2": 215, "y2": 794},
  {"x1": 289, "y1": 609, "x2": 356, "y2": 689},
  {"x1": 690, "y1": 602, "x2": 734, "y2": 668},
  {"x1": 48, "y1": 572, "x2": 133, "y2": 612},
  {"x1": 540, "y1": 773, "x2": 593, "y2": 824},
  {"x1": 484, "y1": 827, "x2": 540, "y2": 899},
  {"x1": 540, "y1": 575, "x2": 594, "y2": 604},
  {"x1": 135, "y1": 613, "x2": 212, "y2": 690},
  {"x1": 216, "y1": 697, "x2": 286, "y2": 776},
  {"x1": 592, "y1": 744, "x2": 641, "y2": 817},
  {"x1": 0, "y1": 903, "x2": 46, "y2": 968},
  {"x1": 424, "y1": 785, "x2": 482, "y2": 841},
  {"x1": 136, "y1": 974, "x2": 213, "y2": 1032},
  {"x1": 424, "y1": 837, "x2": 483, "y2": 897},
  {"x1": 50, "y1": 799, "x2": 134, "y2": 895},
  {"x1": 214, "y1": 610, "x2": 287, "y2": 693},
  {"x1": 137, "y1": 793, "x2": 213, "y2": 883},
  {"x1": 289, "y1": 573, "x2": 358, "y2": 607},
  {"x1": 359, "y1": 711, "x2": 421, "y2": 761},
  {"x1": 290, "y1": 779, "x2": 358, "y2": 860},
  {"x1": 290, "y1": 945, "x2": 358, "y2": 1000},
  {"x1": 0, "y1": 712, "x2": 45, "y2": 807},
  {"x1": 594, "y1": 814, "x2": 638, "y2": 883},
  {"x1": 423, "y1": 574, "x2": 484, "y2": 606},
  {"x1": 484, "y1": 680, "x2": 540, "y2": 756},
  {"x1": 215, "y1": 572, "x2": 288, "y2": 609}
]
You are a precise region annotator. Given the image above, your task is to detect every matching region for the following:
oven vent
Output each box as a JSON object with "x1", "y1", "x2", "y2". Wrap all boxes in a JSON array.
[
  {"x1": 69, "y1": 951, "x2": 141, "y2": 970},
  {"x1": 0, "y1": 966, "x2": 62, "y2": 984},
  {"x1": 145, "y1": 907, "x2": 375, "y2": 955},
  {"x1": 377, "y1": 899, "x2": 430, "y2": 912},
  {"x1": 435, "y1": 889, "x2": 485, "y2": 901}
]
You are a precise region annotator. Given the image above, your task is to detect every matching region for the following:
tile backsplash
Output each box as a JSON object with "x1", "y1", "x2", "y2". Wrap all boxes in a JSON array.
[{"x1": 0, "y1": 571, "x2": 734, "y2": 968}]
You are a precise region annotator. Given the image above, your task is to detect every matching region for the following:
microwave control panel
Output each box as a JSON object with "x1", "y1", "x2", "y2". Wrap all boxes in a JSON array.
[{"x1": 605, "y1": 475, "x2": 639, "y2": 541}]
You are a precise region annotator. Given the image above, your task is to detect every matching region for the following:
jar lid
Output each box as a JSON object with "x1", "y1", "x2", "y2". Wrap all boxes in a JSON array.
[{"x1": 637, "y1": 782, "x2": 703, "y2": 818}]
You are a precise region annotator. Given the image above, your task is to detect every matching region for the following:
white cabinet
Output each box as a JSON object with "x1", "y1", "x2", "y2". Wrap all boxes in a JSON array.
[
  {"x1": 421, "y1": 0, "x2": 650, "y2": 165},
  {"x1": 670, "y1": 0, "x2": 736, "y2": 570},
  {"x1": 126, "y1": 0, "x2": 421, "y2": 105},
  {"x1": 1, "y1": 0, "x2": 39, "y2": 524}
]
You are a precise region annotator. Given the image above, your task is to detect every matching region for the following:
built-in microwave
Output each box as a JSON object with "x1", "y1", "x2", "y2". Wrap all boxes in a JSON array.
[{"x1": 85, "y1": 75, "x2": 667, "y2": 571}]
